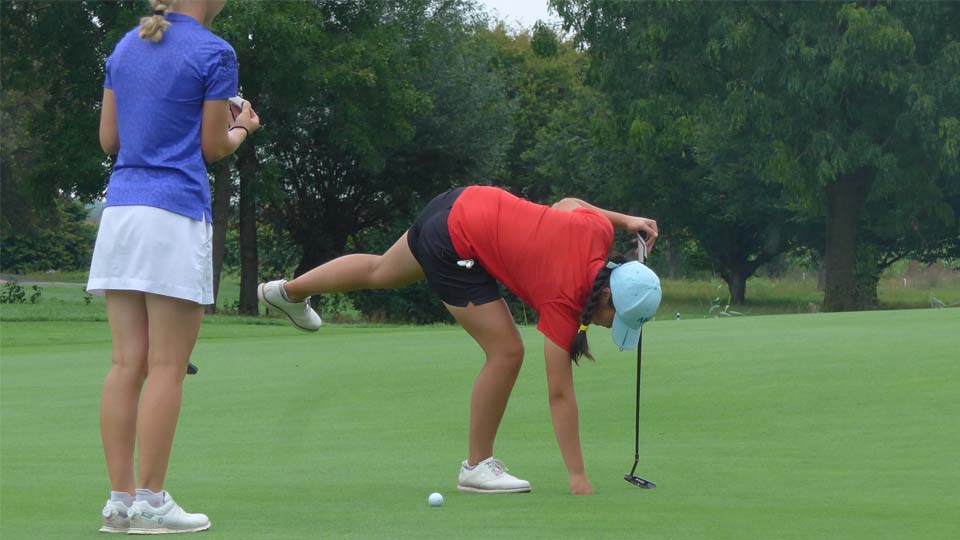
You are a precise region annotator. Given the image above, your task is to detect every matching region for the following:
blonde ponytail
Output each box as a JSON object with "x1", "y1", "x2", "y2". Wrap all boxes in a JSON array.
[{"x1": 139, "y1": 0, "x2": 175, "y2": 42}]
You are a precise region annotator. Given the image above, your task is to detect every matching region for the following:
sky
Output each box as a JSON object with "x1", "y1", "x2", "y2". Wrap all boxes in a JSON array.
[{"x1": 476, "y1": 0, "x2": 562, "y2": 29}]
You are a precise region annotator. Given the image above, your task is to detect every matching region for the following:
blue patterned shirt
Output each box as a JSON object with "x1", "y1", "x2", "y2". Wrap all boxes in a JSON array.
[{"x1": 104, "y1": 13, "x2": 238, "y2": 222}]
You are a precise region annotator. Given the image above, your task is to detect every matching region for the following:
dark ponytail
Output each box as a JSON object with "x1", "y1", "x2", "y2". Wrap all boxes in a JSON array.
[{"x1": 570, "y1": 254, "x2": 626, "y2": 364}]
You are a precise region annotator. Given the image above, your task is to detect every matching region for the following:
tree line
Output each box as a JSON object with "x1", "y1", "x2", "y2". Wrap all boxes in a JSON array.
[{"x1": 2, "y1": 0, "x2": 958, "y2": 319}]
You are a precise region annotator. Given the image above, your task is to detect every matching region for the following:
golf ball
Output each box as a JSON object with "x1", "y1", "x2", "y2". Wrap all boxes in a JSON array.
[{"x1": 428, "y1": 492, "x2": 443, "y2": 507}]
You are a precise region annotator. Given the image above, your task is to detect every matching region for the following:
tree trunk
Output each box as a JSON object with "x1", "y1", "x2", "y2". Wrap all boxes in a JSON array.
[
  {"x1": 823, "y1": 171, "x2": 874, "y2": 311},
  {"x1": 205, "y1": 160, "x2": 233, "y2": 315},
  {"x1": 724, "y1": 271, "x2": 747, "y2": 305},
  {"x1": 706, "y1": 224, "x2": 771, "y2": 306},
  {"x1": 666, "y1": 240, "x2": 681, "y2": 279},
  {"x1": 237, "y1": 146, "x2": 259, "y2": 316}
]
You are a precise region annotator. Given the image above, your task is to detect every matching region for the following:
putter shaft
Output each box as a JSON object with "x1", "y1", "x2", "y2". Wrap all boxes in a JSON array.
[{"x1": 625, "y1": 330, "x2": 655, "y2": 489}]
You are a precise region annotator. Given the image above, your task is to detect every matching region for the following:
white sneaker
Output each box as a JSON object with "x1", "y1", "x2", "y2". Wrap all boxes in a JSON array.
[
  {"x1": 258, "y1": 279, "x2": 322, "y2": 332},
  {"x1": 457, "y1": 457, "x2": 532, "y2": 493},
  {"x1": 99, "y1": 500, "x2": 130, "y2": 533},
  {"x1": 127, "y1": 493, "x2": 210, "y2": 535}
]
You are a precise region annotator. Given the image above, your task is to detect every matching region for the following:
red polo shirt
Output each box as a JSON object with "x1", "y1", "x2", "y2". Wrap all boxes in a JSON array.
[{"x1": 447, "y1": 186, "x2": 614, "y2": 351}]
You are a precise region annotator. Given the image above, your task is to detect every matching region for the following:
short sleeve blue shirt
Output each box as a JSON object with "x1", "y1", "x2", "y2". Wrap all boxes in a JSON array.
[{"x1": 104, "y1": 13, "x2": 238, "y2": 222}]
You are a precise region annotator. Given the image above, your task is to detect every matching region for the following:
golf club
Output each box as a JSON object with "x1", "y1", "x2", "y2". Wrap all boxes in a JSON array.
[
  {"x1": 187, "y1": 362, "x2": 198, "y2": 375},
  {"x1": 624, "y1": 329, "x2": 655, "y2": 488},
  {"x1": 624, "y1": 232, "x2": 656, "y2": 489}
]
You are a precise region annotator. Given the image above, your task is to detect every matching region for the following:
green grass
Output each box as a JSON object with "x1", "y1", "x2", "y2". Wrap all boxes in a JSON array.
[
  {"x1": 3, "y1": 272, "x2": 958, "y2": 324},
  {"x1": 2, "y1": 308, "x2": 959, "y2": 539},
  {"x1": 659, "y1": 275, "x2": 960, "y2": 318},
  {"x1": 0, "y1": 276, "x2": 252, "y2": 323}
]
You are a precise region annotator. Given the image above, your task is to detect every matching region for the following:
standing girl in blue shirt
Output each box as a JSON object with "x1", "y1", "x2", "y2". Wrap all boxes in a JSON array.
[{"x1": 87, "y1": 0, "x2": 258, "y2": 533}]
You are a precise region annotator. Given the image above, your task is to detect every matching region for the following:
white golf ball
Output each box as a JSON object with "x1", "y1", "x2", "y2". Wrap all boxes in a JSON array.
[{"x1": 428, "y1": 492, "x2": 443, "y2": 507}]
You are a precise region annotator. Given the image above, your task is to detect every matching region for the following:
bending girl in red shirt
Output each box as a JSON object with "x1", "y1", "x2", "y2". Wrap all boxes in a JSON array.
[{"x1": 259, "y1": 186, "x2": 661, "y2": 495}]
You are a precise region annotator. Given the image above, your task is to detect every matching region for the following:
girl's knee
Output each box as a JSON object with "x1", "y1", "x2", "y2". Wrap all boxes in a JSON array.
[
  {"x1": 488, "y1": 342, "x2": 524, "y2": 370},
  {"x1": 111, "y1": 349, "x2": 148, "y2": 377},
  {"x1": 507, "y1": 341, "x2": 525, "y2": 363},
  {"x1": 145, "y1": 359, "x2": 189, "y2": 383},
  {"x1": 108, "y1": 364, "x2": 147, "y2": 388}
]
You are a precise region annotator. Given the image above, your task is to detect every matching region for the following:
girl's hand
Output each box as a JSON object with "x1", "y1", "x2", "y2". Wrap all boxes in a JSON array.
[
  {"x1": 232, "y1": 101, "x2": 261, "y2": 134},
  {"x1": 625, "y1": 216, "x2": 658, "y2": 253},
  {"x1": 570, "y1": 474, "x2": 594, "y2": 495}
]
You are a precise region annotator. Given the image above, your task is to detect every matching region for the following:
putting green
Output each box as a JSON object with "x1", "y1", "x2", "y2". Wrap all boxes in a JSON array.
[{"x1": 2, "y1": 308, "x2": 958, "y2": 539}]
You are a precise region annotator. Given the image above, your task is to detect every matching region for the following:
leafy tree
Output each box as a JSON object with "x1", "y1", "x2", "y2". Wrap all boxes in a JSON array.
[
  {"x1": 1, "y1": 1, "x2": 139, "y2": 233},
  {"x1": 480, "y1": 21, "x2": 585, "y2": 201},
  {"x1": 530, "y1": 21, "x2": 561, "y2": 58},
  {"x1": 553, "y1": 0, "x2": 960, "y2": 310},
  {"x1": 0, "y1": 198, "x2": 96, "y2": 274},
  {"x1": 540, "y1": 1, "x2": 792, "y2": 303},
  {"x1": 220, "y1": 0, "x2": 510, "y2": 269},
  {"x1": 752, "y1": 2, "x2": 960, "y2": 309},
  {"x1": 209, "y1": 0, "x2": 514, "y2": 313},
  {"x1": 212, "y1": 0, "x2": 328, "y2": 314}
]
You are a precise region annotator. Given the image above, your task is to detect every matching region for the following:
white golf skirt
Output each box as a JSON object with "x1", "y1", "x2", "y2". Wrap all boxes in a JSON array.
[{"x1": 87, "y1": 205, "x2": 214, "y2": 305}]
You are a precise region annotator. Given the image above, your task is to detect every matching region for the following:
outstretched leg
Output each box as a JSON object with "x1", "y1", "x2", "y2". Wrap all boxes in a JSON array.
[
  {"x1": 445, "y1": 299, "x2": 525, "y2": 465},
  {"x1": 284, "y1": 232, "x2": 424, "y2": 302}
]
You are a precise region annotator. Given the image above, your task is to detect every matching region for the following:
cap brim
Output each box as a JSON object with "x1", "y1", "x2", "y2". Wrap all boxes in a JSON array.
[{"x1": 611, "y1": 314, "x2": 643, "y2": 351}]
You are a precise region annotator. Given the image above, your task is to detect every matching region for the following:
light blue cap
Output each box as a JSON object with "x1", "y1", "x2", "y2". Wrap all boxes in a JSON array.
[{"x1": 610, "y1": 261, "x2": 662, "y2": 351}]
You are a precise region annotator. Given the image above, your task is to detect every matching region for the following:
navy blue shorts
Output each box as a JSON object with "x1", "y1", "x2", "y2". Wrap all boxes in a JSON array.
[{"x1": 407, "y1": 188, "x2": 501, "y2": 307}]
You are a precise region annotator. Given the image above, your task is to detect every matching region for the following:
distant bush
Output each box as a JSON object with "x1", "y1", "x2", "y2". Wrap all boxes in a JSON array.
[
  {"x1": 1, "y1": 280, "x2": 42, "y2": 304},
  {"x1": 1, "y1": 199, "x2": 96, "y2": 274},
  {"x1": 349, "y1": 282, "x2": 453, "y2": 324},
  {"x1": 222, "y1": 221, "x2": 301, "y2": 283}
]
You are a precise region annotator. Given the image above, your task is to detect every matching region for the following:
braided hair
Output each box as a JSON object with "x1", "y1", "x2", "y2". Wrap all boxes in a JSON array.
[{"x1": 570, "y1": 254, "x2": 626, "y2": 364}]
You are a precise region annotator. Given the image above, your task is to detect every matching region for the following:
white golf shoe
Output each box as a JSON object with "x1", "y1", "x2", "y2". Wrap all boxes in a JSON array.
[
  {"x1": 99, "y1": 500, "x2": 130, "y2": 533},
  {"x1": 457, "y1": 457, "x2": 532, "y2": 493},
  {"x1": 258, "y1": 279, "x2": 322, "y2": 332},
  {"x1": 127, "y1": 493, "x2": 210, "y2": 534}
]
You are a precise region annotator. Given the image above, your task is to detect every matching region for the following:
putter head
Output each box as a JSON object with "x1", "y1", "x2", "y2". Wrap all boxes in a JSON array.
[
  {"x1": 187, "y1": 362, "x2": 198, "y2": 375},
  {"x1": 624, "y1": 474, "x2": 657, "y2": 489}
]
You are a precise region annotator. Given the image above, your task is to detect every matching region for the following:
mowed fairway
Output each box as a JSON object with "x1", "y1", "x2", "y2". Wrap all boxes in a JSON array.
[{"x1": 2, "y1": 309, "x2": 958, "y2": 539}]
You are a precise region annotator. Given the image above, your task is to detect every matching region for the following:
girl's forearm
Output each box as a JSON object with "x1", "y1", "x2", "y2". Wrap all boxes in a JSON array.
[
  {"x1": 566, "y1": 198, "x2": 634, "y2": 229},
  {"x1": 549, "y1": 394, "x2": 586, "y2": 476},
  {"x1": 202, "y1": 127, "x2": 247, "y2": 163},
  {"x1": 226, "y1": 127, "x2": 247, "y2": 155}
]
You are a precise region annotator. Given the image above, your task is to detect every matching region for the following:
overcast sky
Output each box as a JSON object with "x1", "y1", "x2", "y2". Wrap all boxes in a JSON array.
[{"x1": 476, "y1": 0, "x2": 562, "y2": 29}]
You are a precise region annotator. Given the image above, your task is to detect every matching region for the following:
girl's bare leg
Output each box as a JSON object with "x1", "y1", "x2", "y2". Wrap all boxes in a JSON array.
[
  {"x1": 444, "y1": 299, "x2": 524, "y2": 465},
  {"x1": 136, "y1": 293, "x2": 204, "y2": 492},
  {"x1": 102, "y1": 291, "x2": 150, "y2": 495},
  {"x1": 284, "y1": 232, "x2": 424, "y2": 301}
]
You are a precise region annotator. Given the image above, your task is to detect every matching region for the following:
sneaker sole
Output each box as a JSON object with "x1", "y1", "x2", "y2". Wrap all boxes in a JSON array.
[
  {"x1": 457, "y1": 484, "x2": 532, "y2": 494},
  {"x1": 258, "y1": 283, "x2": 320, "y2": 333},
  {"x1": 127, "y1": 523, "x2": 211, "y2": 535},
  {"x1": 98, "y1": 525, "x2": 128, "y2": 533}
]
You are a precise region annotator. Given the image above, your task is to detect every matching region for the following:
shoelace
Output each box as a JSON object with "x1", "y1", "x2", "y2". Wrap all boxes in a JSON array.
[
  {"x1": 486, "y1": 459, "x2": 508, "y2": 477},
  {"x1": 127, "y1": 505, "x2": 143, "y2": 519}
]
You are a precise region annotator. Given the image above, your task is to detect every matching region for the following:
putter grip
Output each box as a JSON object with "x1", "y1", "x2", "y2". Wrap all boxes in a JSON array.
[{"x1": 636, "y1": 232, "x2": 648, "y2": 263}]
